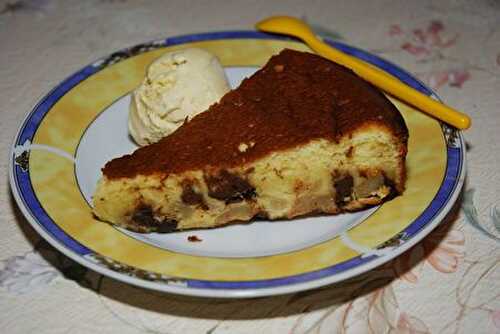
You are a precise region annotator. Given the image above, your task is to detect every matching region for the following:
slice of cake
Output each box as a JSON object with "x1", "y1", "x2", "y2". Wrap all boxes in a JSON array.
[{"x1": 93, "y1": 49, "x2": 408, "y2": 233}]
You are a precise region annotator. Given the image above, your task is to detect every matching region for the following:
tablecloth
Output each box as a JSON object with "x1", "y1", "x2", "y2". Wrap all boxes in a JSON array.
[{"x1": 1, "y1": 0, "x2": 499, "y2": 333}]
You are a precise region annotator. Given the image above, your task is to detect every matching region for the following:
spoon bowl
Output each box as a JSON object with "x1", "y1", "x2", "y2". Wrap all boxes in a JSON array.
[{"x1": 256, "y1": 16, "x2": 316, "y2": 41}]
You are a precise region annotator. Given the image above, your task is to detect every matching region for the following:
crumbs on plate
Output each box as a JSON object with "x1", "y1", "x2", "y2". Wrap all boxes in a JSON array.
[{"x1": 187, "y1": 235, "x2": 203, "y2": 242}]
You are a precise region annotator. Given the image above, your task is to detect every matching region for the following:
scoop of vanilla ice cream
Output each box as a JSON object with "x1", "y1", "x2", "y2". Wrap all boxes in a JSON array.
[{"x1": 128, "y1": 48, "x2": 230, "y2": 146}]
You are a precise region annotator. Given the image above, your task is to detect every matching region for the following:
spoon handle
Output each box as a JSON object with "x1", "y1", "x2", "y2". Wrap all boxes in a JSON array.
[{"x1": 307, "y1": 36, "x2": 471, "y2": 130}]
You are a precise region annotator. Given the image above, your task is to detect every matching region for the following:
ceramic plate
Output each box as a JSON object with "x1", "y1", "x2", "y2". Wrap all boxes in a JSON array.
[{"x1": 9, "y1": 31, "x2": 465, "y2": 298}]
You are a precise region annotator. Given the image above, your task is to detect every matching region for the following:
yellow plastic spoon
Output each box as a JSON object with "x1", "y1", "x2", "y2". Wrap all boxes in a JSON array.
[{"x1": 256, "y1": 16, "x2": 471, "y2": 130}]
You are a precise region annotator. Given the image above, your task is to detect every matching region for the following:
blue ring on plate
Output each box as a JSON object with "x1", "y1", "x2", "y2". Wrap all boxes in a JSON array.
[{"x1": 11, "y1": 30, "x2": 463, "y2": 290}]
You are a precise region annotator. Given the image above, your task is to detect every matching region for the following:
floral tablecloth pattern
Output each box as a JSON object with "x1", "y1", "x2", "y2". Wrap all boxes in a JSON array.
[{"x1": 1, "y1": 0, "x2": 499, "y2": 333}]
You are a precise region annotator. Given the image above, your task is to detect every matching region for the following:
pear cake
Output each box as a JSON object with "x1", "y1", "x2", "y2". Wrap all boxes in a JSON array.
[{"x1": 93, "y1": 49, "x2": 409, "y2": 233}]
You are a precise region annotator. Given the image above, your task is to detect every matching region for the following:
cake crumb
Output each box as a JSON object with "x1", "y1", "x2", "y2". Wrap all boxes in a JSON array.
[
  {"x1": 274, "y1": 64, "x2": 284, "y2": 72},
  {"x1": 238, "y1": 141, "x2": 255, "y2": 152},
  {"x1": 188, "y1": 235, "x2": 202, "y2": 242},
  {"x1": 238, "y1": 143, "x2": 249, "y2": 152}
]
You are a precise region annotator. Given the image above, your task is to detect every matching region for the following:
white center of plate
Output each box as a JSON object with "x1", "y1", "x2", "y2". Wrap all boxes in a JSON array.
[{"x1": 75, "y1": 66, "x2": 377, "y2": 258}]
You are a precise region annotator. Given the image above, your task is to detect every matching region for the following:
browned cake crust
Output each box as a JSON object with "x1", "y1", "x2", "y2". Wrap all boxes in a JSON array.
[{"x1": 103, "y1": 49, "x2": 408, "y2": 179}]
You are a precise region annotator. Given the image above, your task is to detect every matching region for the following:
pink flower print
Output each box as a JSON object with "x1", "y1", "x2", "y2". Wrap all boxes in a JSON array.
[
  {"x1": 427, "y1": 20, "x2": 443, "y2": 34},
  {"x1": 389, "y1": 24, "x2": 403, "y2": 36},
  {"x1": 448, "y1": 70, "x2": 470, "y2": 87},
  {"x1": 317, "y1": 285, "x2": 430, "y2": 333},
  {"x1": 427, "y1": 69, "x2": 471, "y2": 89},
  {"x1": 393, "y1": 224, "x2": 465, "y2": 283},
  {"x1": 390, "y1": 20, "x2": 458, "y2": 60},
  {"x1": 393, "y1": 244, "x2": 424, "y2": 283},
  {"x1": 492, "y1": 310, "x2": 500, "y2": 329},
  {"x1": 428, "y1": 71, "x2": 450, "y2": 89},
  {"x1": 412, "y1": 28, "x2": 427, "y2": 43},
  {"x1": 422, "y1": 227, "x2": 465, "y2": 273},
  {"x1": 397, "y1": 312, "x2": 430, "y2": 334},
  {"x1": 426, "y1": 21, "x2": 459, "y2": 48},
  {"x1": 426, "y1": 21, "x2": 444, "y2": 45},
  {"x1": 401, "y1": 42, "x2": 430, "y2": 57}
]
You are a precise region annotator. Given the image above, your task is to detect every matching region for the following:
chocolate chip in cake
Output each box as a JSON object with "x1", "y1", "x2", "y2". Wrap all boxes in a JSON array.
[
  {"x1": 131, "y1": 206, "x2": 178, "y2": 233},
  {"x1": 334, "y1": 174, "x2": 354, "y2": 205},
  {"x1": 181, "y1": 181, "x2": 208, "y2": 209},
  {"x1": 156, "y1": 219, "x2": 179, "y2": 233},
  {"x1": 346, "y1": 146, "x2": 354, "y2": 158},
  {"x1": 132, "y1": 206, "x2": 157, "y2": 227},
  {"x1": 205, "y1": 170, "x2": 256, "y2": 204}
]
